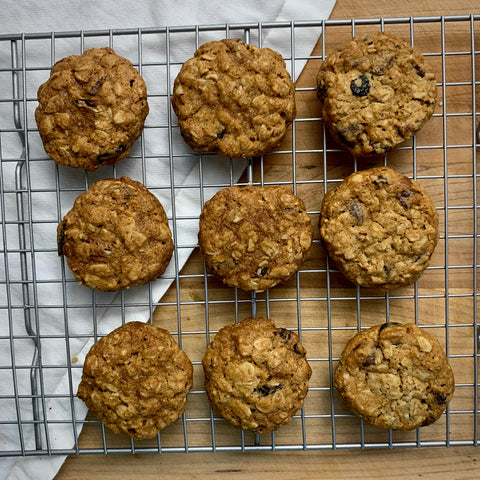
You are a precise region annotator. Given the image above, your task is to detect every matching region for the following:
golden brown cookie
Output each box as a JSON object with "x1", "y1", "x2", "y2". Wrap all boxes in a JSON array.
[
  {"x1": 334, "y1": 322, "x2": 455, "y2": 430},
  {"x1": 319, "y1": 166, "x2": 439, "y2": 290},
  {"x1": 198, "y1": 184, "x2": 313, "y2": 292},
  {"x1": 77, "y1": 321, "x2": 193, "y2": 440},
  {"x1": 58, "y1": 176, "x2": 174, "y2": 292},
  {"x1": 171, "y1": 38, "x2": 296, "y2": 158},
  {"x1": 35, "y1": 47, "x2": 149, "y2": 171},
  {"x1": 202, "y1": 317, "x2": 312, "y2": 433},
  {"x1": 317, "y1": 32, "x2": 436, "y2": 156}
]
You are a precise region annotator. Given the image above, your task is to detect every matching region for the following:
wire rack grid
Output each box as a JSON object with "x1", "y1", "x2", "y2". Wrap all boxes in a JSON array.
[{"x1": 0, "y1": 15, "x2": 479, "y2": 457}]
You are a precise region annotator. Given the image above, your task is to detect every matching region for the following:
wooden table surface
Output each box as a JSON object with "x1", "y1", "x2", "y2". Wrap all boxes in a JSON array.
[{"x1": 56, "y1": 0, "x2": 480, "y2": 478}]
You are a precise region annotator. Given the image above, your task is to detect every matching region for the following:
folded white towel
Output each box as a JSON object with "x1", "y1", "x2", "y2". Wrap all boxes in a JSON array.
[{"x1": 0, "y1": 1, "x2": 336, "y2": 479}]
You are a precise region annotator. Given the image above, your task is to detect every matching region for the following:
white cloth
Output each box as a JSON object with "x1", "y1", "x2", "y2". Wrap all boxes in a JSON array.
[{"x1": 0, "y1": 1, "x2": 336, "y2": 479}]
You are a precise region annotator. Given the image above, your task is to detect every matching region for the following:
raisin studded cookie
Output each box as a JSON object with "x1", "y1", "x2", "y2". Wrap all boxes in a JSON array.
[
  {"x1": 35, "y1": 47, "x2": 149, "y2": 171},
  {"x1": 58, "y1": 176, "x2": 174, "y2": 292},
  {"x1": 202, "y1": 317, "x2": 312, "y2": 433},
  {"x1": 334, "y1": 322, "x2": 455, "y2": 430},
  {"x1": 317, "y1": 32, "x2": 437, "y2": 156},
  {"x1": 77, "y1": 321, "x2": 193, "y2": 440},
  {"x1": 198, "y1": 184, "x2": 313, "y2": 292},
  {"x1": 171, "y1": 38, "x2": 296, "y2": 158},
  {"x1": 319, "y1": 166, "x2": 438, "y2": 290}
]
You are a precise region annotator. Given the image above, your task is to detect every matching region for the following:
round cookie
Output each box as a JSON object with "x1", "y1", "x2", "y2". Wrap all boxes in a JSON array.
[
  {"x1": 77, "y1": 321, "x2": 193, "y2": 440},
  {"x1": 35, "y1": 47, "x2": 149, "y2": 171},
  {"x1": 202, "y1": 317, "x2": 312, "y2": 433},
  {"x1": 171, "y1": 38, "x2": 296, "y2": 158},
  {"x1": 57, "y1": 176, "x2": 174, "y2": 292},
  {"x1": 319, "y1": 166, "x2": 439, "y2": 290},
  {"x1": 198, "y1": 184, "x2": 313, "y2": 292},
  {"x1": 334, "y1": 322, "x2": 455, "y2": 430},
  {"x1": 316, "y1": 31, "x2": 437, "y2": 156}
]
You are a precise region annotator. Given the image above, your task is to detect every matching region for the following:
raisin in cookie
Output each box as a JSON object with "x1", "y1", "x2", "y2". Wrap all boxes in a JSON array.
[
  {"x1": 77, "y1": 321, "x2": 193, "y2": 440},
  {"x1": 334, "y1": 322, "x2": 455, "y2": 430},
  {"x1": 317, "y1": 32, "x2": 436, "y2": 156},
  {"x1": 320, "y1": 166, "x2": 438, "y2": 290},
  {"x1": 202, "y1": 317, "x2": 311, "y2": 433},
  {"x1": 171, "y1": 38, "x2": 295, "y2": 158},
  {"x1": 35, "y1": 47, "x2": 149, "y2": 171},
  {"x1": 198, "y1": 184, "x2": 313, "y2": 292},
  {"x1": 58, "y1": 176, "x2": 174, "y2": 292}
]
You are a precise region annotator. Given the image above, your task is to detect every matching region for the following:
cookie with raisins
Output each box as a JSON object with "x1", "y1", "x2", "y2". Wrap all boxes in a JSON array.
[
  {"x1": 198, "y1": 184, "x2": 313, "y2": 292},
  {"x1": 171, "y1": 38, "x2": 296, "y2": 158},
  {"x1": 57, "y1": 176, "x2": 174, "y2": 292},
  {"x1": 317, "y1": 32, "x2": 436, "y2": 156},
  {"x1": 334, "y1": 322, "x2": 455, "y2": 430},
  {"x1": 202, "y1": 317, "x2": 312, "y2": 433},
  {"x1": 319, "y1": 166, "x2": 438, "y2": 290},
  {"x1": 35, "y1": 47, "x2": 149, "y2": 171},
  {"x1": 77, "y1": 321, "x2": 193, "y2": 440}
]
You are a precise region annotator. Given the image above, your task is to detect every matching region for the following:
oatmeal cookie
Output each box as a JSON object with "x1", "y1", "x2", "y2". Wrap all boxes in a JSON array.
[
  {"x1": 334, "y1": 322, "x2": 455, "y2": 430},
  {"x1": 202, "y1": 317, "x2": 312, "y2": 433},
  {"x1": 198, "y1": 184, "x2": 313, "y2": 292},
  {"x1": 58, "y1": 176, "x2": 174, "y2": 292},
  {"x1": 319, "y1": 166, "x2": 438, "y2": 290},
  {"x1": 171, "y1": 38, "x2": 296, "y2": 158},
  {"x1": 77, "y1": 321, "x2": 193, "y2": 440},
  {"x1": 35, "y1": 47, "x2": 149, "y2": 171},
  {"x1": 317, "y1": 31, "x2": 437, "y2": 156}
]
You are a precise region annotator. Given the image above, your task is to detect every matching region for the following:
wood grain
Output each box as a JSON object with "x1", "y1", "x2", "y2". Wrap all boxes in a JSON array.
[
  {"x1": 56, "y1": 1, "x2": 480, "y2": 478},
  {"x1": 56, "y1": 447, "x2": 480, "y2": 479}
]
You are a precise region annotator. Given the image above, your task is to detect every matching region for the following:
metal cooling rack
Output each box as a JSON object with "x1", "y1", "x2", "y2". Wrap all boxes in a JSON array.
[{"x1": 0, "y1": 15, "x2": 479, "y2": 458}]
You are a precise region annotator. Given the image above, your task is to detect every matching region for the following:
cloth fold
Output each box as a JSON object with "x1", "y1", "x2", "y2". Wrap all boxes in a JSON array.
[{"x1": 0, "y1": 1, "x2": 336, "y2": 479}]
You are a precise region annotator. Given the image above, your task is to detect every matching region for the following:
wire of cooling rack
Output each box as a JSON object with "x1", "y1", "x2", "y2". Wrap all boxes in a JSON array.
[{"x1": 0, "y1": 15, "x2": 479, "y2": 457}]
